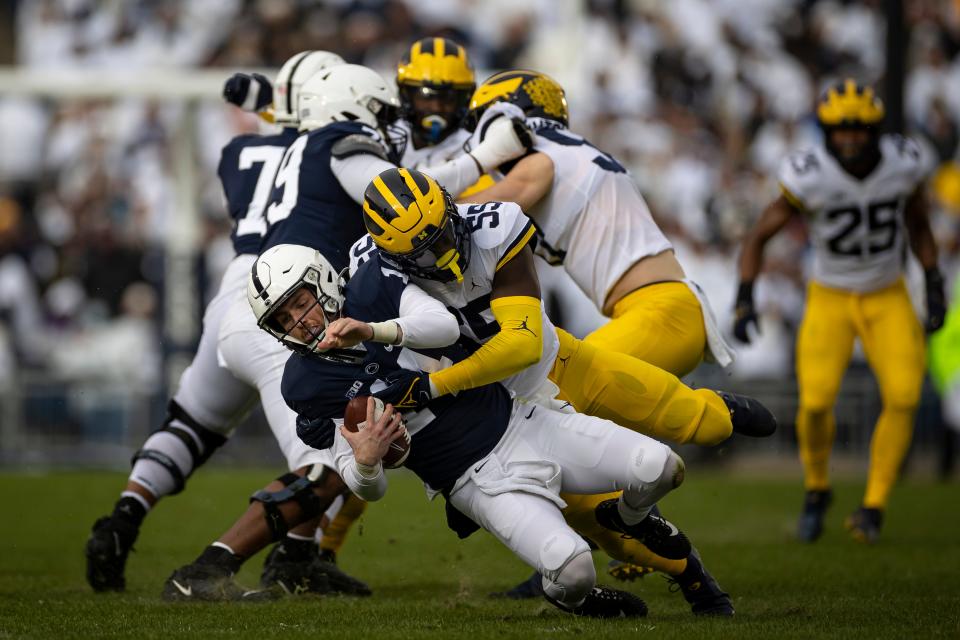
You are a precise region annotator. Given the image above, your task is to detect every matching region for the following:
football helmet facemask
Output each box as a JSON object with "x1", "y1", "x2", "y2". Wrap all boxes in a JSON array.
[
  {"x1": 466, "y1": 69, "x2": 568, "y2": 131},
  {"x1": 248, "y1": 244, "x2": 347, "y2": 356},
  {"x1": 817, "y1": 79, "x2": 884, "y2": 170},
  {"x1": 362, "y1": 168, "x2": 470, "y2": 283},
  {"x1": 297, "y1": 64, "x2": 400, "y2": 134},
  {"x1": 397, "y1": 37, "x2": 476, "y2": 146},
  {"x1": 272, "y1": 50, "x2": 346, "y2": 126}
]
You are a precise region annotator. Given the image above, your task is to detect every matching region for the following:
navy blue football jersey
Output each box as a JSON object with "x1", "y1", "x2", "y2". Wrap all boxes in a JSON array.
[
  {"x1": 260, "y1": 122, "x2": 387, "y2": 271},
  {"x1": 282, "y1": 255, "x2": 511, "y2": 492},
  {"x1": 217, "y1": 128, "x2": 299, "y2": 255}
]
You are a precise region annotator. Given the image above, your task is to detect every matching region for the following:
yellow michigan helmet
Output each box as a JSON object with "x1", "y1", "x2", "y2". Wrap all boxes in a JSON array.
[
  {"x1": 467, "y1": 70, "x2": 569, "y2": 129},
  {"x1": 362, "y1": 168, "x2": 470, "y2": 283},
  {"x1": 397, "y1": 38, "x2": 476, "y2": 144},
  {"x1": 817, "y1": 79, "x2": 885, "y2": 128}
]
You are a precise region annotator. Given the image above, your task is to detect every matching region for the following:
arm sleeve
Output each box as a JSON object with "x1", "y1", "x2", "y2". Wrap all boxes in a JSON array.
[
  {"x1": 331, "y1": 153, "x2": 399, "y2": 204},
  {"x1": 419, "y1": 153, "x2": 482, "y2": 200},
  {"x1": 332, "y1": 426, "x2": 387, "y2": 501},
  {"x1": 395, "y1": 283, "x2": 462, "y2": 348},
  {"x1": 429, "y1": 295, "x2": 543, "y2": 397}
]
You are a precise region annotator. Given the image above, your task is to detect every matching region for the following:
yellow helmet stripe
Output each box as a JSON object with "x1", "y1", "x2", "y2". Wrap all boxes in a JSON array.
[{"x1": 471, "y1": 76, "x2": 524, "y2": 110}]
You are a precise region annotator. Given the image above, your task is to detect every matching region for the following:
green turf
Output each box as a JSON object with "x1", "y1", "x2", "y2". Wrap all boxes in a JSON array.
[{"x1": 0, "y1": 468, "x2": 957, "y2": 639}]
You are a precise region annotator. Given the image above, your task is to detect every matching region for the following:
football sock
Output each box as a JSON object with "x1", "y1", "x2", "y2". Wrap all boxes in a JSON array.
[
  {"x1": 864, "y1": 406, "x2": 914, "y2": 509},
  {"x1": 796, "y1": 408, "x2": 835, "y2": 491},
  {"x1": 319, "y1": 493, "x2": 367, "y2": 554},
  {"x1": 197, "y1": 543, "x2": 243, "y2": 573},
  {"x1": 113, "y1": 495, "x2": 148, "y2": 528}
]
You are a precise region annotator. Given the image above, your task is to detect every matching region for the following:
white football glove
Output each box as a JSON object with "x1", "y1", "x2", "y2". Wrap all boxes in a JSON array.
[{"x1": 466, "y1": 102, "x2": 534, "y2": 173}]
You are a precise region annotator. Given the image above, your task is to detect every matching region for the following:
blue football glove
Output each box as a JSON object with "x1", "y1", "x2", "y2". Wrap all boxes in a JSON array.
[
  {"x1": 223, "y1": 72, "x2": 273, "y2": 112},
  {"x1": 296, "y1": 414, "x2": 336, "y2": 450},
  {"x1": 375, "y1": 369, "x2": 433, "y2": 411}
]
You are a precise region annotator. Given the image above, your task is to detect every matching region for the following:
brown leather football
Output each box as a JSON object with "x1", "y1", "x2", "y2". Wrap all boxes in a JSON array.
[{"x1": 343, "y1": 395, "x2": 411, "y2": 468}]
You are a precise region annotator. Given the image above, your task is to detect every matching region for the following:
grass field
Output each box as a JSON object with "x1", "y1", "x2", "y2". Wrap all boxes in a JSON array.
[{"x1": 1, "y1": 468, "x2": 958, "y2": 639}]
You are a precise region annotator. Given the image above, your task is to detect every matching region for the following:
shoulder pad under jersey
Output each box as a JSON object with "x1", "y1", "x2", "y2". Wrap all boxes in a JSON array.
[{"x1": 331, "y1": 133, "x2": 389, "y2": 161}]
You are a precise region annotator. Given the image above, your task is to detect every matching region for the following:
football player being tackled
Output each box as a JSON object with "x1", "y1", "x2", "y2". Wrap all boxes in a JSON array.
[
  {"x1": 85, "y1": 50, "x2": 368, "y2": 598},
  {"x1": 259, "y1": 242, "x2": 690, "y2": 617},
  {"x1": 349, "y1": 167, "x2": 781, "y2": 614},
  {"x1": 733, "y1": 80, "x2": 945, "y2": 544}
]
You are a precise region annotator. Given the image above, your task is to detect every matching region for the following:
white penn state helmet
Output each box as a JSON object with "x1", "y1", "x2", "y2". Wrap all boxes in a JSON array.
[
  {"x1": 272, "y1": 50, "x2": 346, "y2": 126},
  {"x1": 297, "y1": 64, "x2": 400, "y2": 132},
  {"x1": 247, "y1": 244, "x2": 345, "y2": 355}
]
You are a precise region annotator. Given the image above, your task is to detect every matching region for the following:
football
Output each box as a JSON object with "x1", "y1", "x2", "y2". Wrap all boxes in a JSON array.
[{"x1": 343, "y1": 395, "x2": 411, "y2": 468}]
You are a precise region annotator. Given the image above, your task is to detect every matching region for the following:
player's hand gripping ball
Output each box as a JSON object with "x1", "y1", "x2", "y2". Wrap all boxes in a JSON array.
[{"x1": 343, "y1": 396, "x2": 411, "y2": 468}]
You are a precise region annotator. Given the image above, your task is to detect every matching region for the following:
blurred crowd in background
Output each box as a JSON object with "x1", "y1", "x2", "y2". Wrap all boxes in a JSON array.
[{"x1": 1, "y1": 0, "x2": 959, "y2": 454}]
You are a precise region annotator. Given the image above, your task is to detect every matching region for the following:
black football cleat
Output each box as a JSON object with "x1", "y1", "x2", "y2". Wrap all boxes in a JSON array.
[
  {"x1": 163, "y1": 562, "x2": 279, "y2": 602},
  {"x1": 595, "y1": 499, "x2": 691, "y2": 560},
  {"x1": 668, "y1": 549, "x2": 734, "y2": 616},
  {"x1": 551, "y1": 586, "x2": 648, "y2": 618},
  {"x1": 310, "y1": 558, "x2": 372, "y2": 596},
  {"x1": 260, "y1": 543, "x2": 330, "y2": 595},
  {"x1": 85, "y1": 515, "x2": 138, "y2": 592},
  {"x1": 796, "y1": 489, "x2": 833, "y2": 543},
  {"x1": 845, "y1": 506, "x2": 883, "y2": 544},
  {"x1": 715, "y1": 391, "x2": 778, "y2": 438},
  {"x1": 489, "y1": 571, "x2": 544, "y2": 599}
]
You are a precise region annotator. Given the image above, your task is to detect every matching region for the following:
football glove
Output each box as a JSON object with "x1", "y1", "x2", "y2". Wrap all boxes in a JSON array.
[
  {"x1": 296, "y1": 414, "x2": 336, "y2": 450},
  {"x1": 468, "y1": 111, "x2": 534, "y2": 173},
  {"x1": 223, "y1": 72, "x2": 273, "y2": 112},
  {"x1": 732, "y1": 281, "x2": 759, "y2": 344},
  {"x1": 925, "y1": 267, "x2": 946, "y2": 333},
  {"x1": 374, "y1": 369, "x2": 433, "y2": 411}
]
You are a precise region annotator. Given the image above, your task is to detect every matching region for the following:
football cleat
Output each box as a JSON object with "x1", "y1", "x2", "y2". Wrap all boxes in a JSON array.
[
  {"x1": 556, "y1": 586, "x2": 648, "y2": 618},
  {"x1": 594, "y1": 499, "x2": 692, "y2": 560},
  {"x1": 668, "y1": 549, "x2": 734, "y2": 616},
  {"x1": 162, "y1": 562, "x2": 279, "y2": 602},
  {"x1": 261, "y1": 541, "x2": 371, "y2": 596},
  {"x1": 85, "y1": 515, "x2": 138, "y2": 592},
  {"x1": 489, "y1": 571, "x2": 543, "y2": 599},
  {"x1": 716, "y1": 391, "x2": 778, "y2": 438},
  {"x1": 845, "y1": 506, "x2": 883, "y2": 544},
  {"x1": 313, "y1": 557, "x2": 372, "y2": 596},
  {"x1": 796, "y1": 489, "x2": 833, "y2": 543},
  {"x1": 607, "y1": 559, "x2": 656, "y2": 582}
]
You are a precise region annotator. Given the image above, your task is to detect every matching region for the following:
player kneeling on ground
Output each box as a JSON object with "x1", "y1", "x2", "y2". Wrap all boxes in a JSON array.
[{"x1": 255, "y1": 244, "x2": 699, "y2": 616}]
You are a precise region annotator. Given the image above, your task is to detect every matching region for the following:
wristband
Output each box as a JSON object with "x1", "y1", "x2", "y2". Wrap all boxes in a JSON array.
[
  {"x1": 368, "y1": 321, "x2": 400, "y2": 344},
  {"x1": 355, "y1": 460, "x2": 382, "y2": 479}
]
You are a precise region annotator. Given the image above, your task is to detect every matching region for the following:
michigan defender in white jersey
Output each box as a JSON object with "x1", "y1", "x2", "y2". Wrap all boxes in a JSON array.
[
  {"x1": 734, "y1": 80, "x2": 945, "y2": 544},
  {"x1": 461, "y1": 71, "x2": 733, "y2": 379},
  {"x1": 349, "y1": 168, "x2": 781, "y2": 614}
]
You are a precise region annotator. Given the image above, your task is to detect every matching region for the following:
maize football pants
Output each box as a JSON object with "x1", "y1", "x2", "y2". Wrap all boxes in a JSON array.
[{"x1": 796, "y1": 279, "x2": 925, "y2": 509}]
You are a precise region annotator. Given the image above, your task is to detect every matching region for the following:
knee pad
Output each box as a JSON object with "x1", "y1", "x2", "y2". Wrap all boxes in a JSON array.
[
  {"x1": 250, "y1": 464, "x2": 329, "y2": 541},
  {"x1": 130, "y1": 400, "x2": 229, "y2": 495},
  {"x1": 542, "y1": 548, "x2": 595, "y2": 607}
]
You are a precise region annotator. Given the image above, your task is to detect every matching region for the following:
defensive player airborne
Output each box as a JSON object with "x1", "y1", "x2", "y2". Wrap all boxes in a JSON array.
[{"x1": 733, "y1": 80, "x2": 944, "y2": 544}]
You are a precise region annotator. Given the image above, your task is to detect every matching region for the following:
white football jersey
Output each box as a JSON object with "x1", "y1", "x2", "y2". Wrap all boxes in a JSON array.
[
  {"x1": 350, "y1": 201, "x2": 559, "y2": 401},
  {"x1": 522, "y1": 118, "x2": 673, "y2": 310},
  {"x1": 387, "y1": 119, "x2": 471, "y2": 170},
  {"x1": 778, "y1": 134, "x2": 927, "y2": 293}
]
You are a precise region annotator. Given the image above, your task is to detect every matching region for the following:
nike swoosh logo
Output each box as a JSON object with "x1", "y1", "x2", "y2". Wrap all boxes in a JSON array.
[
  {"x1": 474, "y1": 460, "x2": 488, "y2": 473},
  {"x1": 525, "y1": 407, "x2": 536, "y2": 419},
  {"x1": 663, "y1": 518, "x2": 679, "y2": 536},
  {"x1": 171, "y1": 580, "x2": 192, "y2": 597}
]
